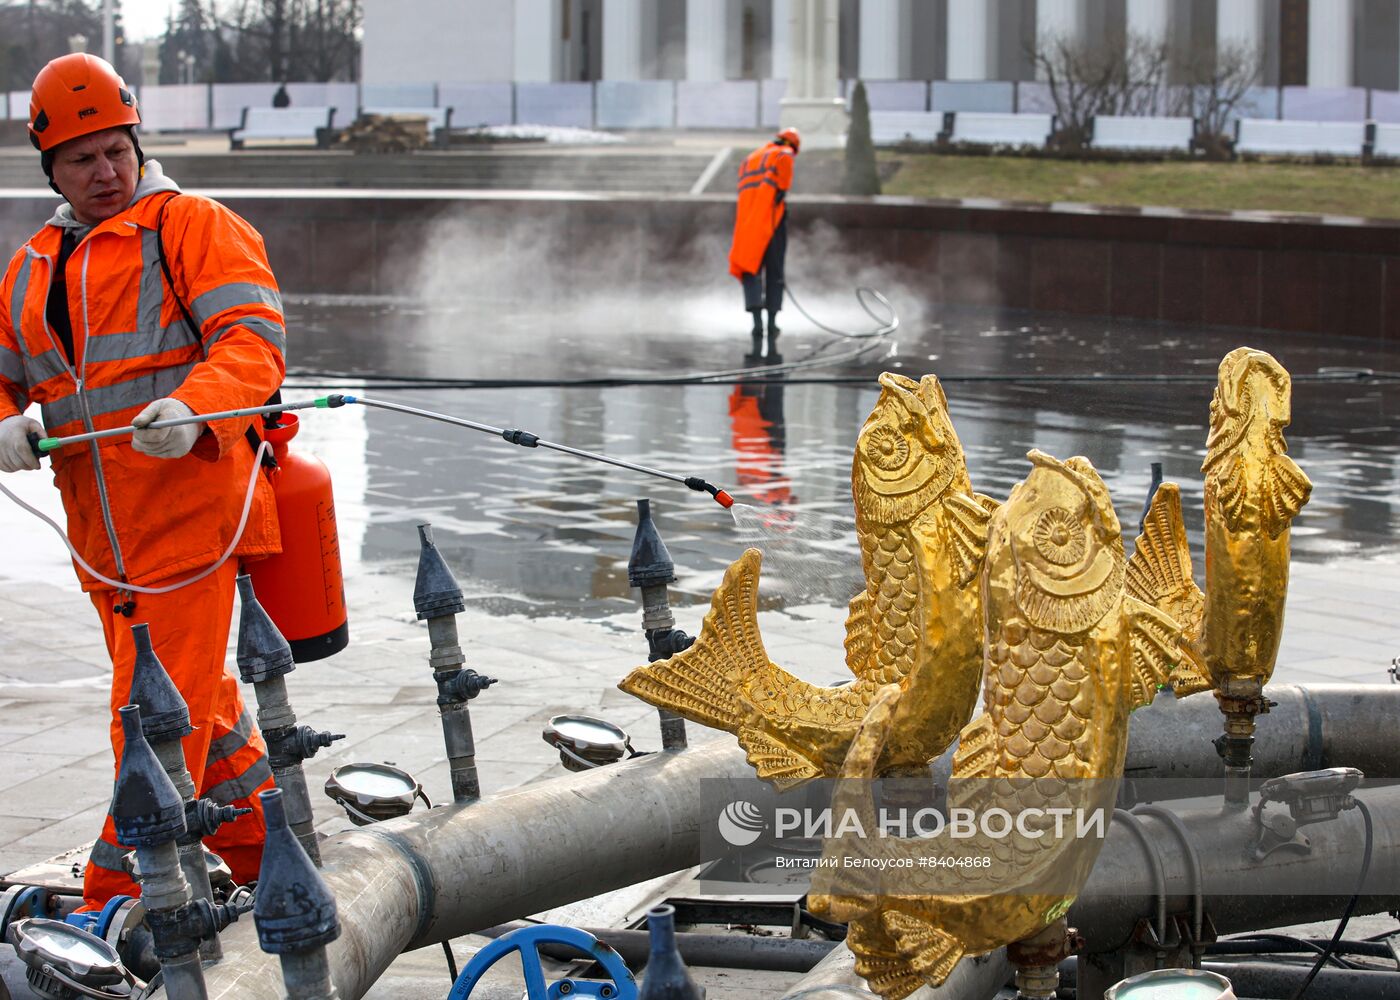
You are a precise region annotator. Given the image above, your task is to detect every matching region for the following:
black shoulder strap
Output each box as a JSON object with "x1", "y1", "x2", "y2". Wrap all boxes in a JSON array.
[{"x1": 155, "y1": 193, "x2": 279, "y2": 467}]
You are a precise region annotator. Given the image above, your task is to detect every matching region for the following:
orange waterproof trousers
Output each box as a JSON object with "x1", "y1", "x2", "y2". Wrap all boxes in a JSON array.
[{"x1": 83, "y1": 560, "x2": 274, "y2": 908}]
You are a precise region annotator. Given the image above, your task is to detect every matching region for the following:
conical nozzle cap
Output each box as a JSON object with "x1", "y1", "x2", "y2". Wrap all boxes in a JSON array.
[
  {"x1": 639, "y1": 904, "x2": 705, "y2": 1000},
  {"x1": 413, "y1": 524, "x2": 465, "y2": 620},
  {"x1": 236, "y1": 575, "x2": 295, "y2": 683},
  {"x1": 628, "y1": 499, "x2": 676, "y2": 589},
  {"x1": 128, "y1": 624, "x2": 192, "y2": 743},
  {"x1": 112, "y1": 705, "x2": 187, "y2": 847},
  {"x1": 253, "y1": 788, "x2": 340, "y2": 954}
]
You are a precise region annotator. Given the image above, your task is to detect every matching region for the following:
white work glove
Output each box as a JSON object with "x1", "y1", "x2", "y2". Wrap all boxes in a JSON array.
[
  {"x1": 131, "y1": 398, "x2": 206, "y2": 459},
  {"x1": 0, "y1": 414, "x2": 43, "y2": 473}
]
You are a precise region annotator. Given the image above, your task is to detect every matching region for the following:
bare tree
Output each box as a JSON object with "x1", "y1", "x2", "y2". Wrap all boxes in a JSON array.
[
  {"x1": 1171, "y1": 41, "x2": 1264, "y2": 159},
  {"x1": 1030, "y1": 30, "x2": 1173, "y2": 149}
]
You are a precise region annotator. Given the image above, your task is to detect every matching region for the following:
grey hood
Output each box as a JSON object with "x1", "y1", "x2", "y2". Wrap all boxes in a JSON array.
[{"x1": 46, "y1": 158, "x2": 182, "y2": 231}]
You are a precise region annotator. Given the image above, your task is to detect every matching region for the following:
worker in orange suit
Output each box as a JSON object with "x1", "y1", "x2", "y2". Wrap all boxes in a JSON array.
[
  {"x1": 0, "y1": 55, "x2": 284, "y2": 908},
  {"x1": 729, "y1": 127, "x2": 799, "y2": 364}
]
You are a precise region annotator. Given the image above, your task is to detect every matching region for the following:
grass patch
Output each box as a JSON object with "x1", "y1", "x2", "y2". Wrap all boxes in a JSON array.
[{"x1": 873, "y1": 153, "x2": 1400, "y2": 219}]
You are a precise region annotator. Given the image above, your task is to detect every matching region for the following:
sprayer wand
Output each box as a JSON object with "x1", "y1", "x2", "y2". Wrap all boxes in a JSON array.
[
  {"x1": 28, "y1": 398, "x2": 332, "y2": 455},
  {"x1": 30, "y1": 393, "x2": 735, "y2": 510},
  {"x1": 341, "y1": 395, "x2": 734, "y2": 508}
]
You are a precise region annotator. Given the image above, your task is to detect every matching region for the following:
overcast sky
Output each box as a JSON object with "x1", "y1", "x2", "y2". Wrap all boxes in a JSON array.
[{"x1": 121, "y1": 0, "x2": 175, "y2": 43}]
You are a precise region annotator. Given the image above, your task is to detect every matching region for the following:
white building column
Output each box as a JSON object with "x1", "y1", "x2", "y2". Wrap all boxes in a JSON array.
[
  {"x1": 780, "y1": 0, "x2": 847, "y2": 146},
  {"x1": 1308, "y1": 0, "x2": 1354, "y2": 87},
  {"x1": 946, "y1": 0, "x2": 995, "y2": 80},
  {"x1": 1036, "y1": 0, "x2": 1086, "y2": 44},
  {"x1": 1216, "y1": 0, "x2": 1265, "y2": 55},
  {"x1": 687, "y1": 0, "x2": 728, "y2": 81},
  {"x1": 603, "y1": 0, "x2": 645, "y2": 79},
  {"x1": 771, "y1": 0, "x2": 791, "y2": 81},
  {"x1": 1125, "y1": 0, "x2": 1170, "y2": 45},
  {"x1": 859, "y1": 0, "x2": 908, "y2": 80},
  {"x1": 514, "y1": 0, "x2": 557, "y2": 82}
]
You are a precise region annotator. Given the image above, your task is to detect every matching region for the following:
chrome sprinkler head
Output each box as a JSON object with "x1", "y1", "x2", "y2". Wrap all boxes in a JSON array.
[
  {"x1": 127, "y1": 624, "x2": 193, "y2": 744},
  {"x1": 236, "y1": 574, "x2": 295, "y2": 683},
  {"x1": 414, "y1": 524, "x2": 466, "y2": 619},
  {"x1": 628, "y1": 499, "x2": 677, "y2": 590},
  {"x1": 253, "y1": 788, "x2": 340, "y2": 954},
  {"x1": 7, "y1": 918, "x2": 130, "y2": 1000},
  {"x1": 111, "y1": 706, "x2": 187, "y2": 848}
]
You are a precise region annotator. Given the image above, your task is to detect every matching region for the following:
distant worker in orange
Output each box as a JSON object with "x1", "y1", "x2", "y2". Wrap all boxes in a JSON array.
[
  {"x1": 729, "y1": 127, "x2": 799, "y2": 364},
  {"x1": 0, "y1": 54, "x2": 285, "y2": 908}
]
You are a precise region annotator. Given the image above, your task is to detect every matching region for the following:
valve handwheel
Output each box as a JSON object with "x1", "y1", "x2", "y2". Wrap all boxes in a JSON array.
[{"x1": 447, "y1": 924, "x2": 637, "y2": 1000}]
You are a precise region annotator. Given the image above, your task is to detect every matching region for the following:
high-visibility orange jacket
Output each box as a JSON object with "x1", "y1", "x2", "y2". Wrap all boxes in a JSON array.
[
  {"x1": 0, "y1": 162, "x2": 285, "y2": 589},
  {"x1": 728, "y1": 142, "x2": 795, "y2": 280}
]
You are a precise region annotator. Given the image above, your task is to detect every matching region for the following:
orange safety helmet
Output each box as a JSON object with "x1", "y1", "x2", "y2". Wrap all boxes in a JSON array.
[
  {"x1": 28, "y1": 53, "x2": 140, "y2": 152},
  {"x1": 776, "y1": 127, "x2": 801, "y2": 153}
]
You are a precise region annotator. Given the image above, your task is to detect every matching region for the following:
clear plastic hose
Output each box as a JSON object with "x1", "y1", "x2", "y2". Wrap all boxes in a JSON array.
[{"x1": 0, "y1": 441, "x2": 270, "y2": 595}]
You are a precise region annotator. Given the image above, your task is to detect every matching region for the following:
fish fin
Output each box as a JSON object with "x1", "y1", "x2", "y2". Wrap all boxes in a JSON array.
[
  {"x1": 1210, "y1": 449, "x2": 1250, "y2": 534},
  {"x1": 618, "y1": 548, "x2": 770, "y2": 733},
  {"x1": 1261, "y1": 452, "x2": 1313, "y2": 539},
  {"x1": 951, "y1": 713, "x2": 997, "y2": 780},
  {"x1": 941, "y1": 492, "x2": 1000, "y2": 588},
  {"x1": 849, "y1": 917, "x2": 926, "y2": 1000},
  {"x1": 737, "y1": 728, "x2": 823, "y2": 790},
  {"x1": 1126, "y1": 483, "x2": 1204, "y2": 645},
  {"x1": 1168, "y1": 644, "x2": 1214, "y2": 698},
  {"x1": 882, "y1": 910, "x2": 966, "y2": 990},
  {"x1": 1124, "y1": 597, "x2": 1182, "y2": 710},
  {"x1": 843, "y1": 590, "x2": 878, "y2": 680}
]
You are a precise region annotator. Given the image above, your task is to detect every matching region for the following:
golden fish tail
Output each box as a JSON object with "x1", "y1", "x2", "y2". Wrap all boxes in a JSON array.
[
  {"x1": 882, "y1": 911, "x2": 965, "y2": 991},
  {"x1": 618, "y1": 549, "x2": 769, "y2": 734}
]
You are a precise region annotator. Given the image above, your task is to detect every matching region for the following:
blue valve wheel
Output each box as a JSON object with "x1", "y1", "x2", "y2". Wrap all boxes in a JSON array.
[
  {"x1": 63, "y1": 895, "x2": 136, "y2": 939},
  {"x1": 0, "y1": 886, "x2": 50, "y2": 938},
  {"x1": 447, "y1": 924, "x2": 637, "y2": 1000}
]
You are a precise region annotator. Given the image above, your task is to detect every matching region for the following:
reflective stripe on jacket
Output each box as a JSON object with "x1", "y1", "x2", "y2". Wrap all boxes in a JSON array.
[
  {"x1": 0, "y1": 184, "x2": 285, "y2": 589},
  {"x1": 728, "y1": 142, "x2": 794, "y2": 280}
]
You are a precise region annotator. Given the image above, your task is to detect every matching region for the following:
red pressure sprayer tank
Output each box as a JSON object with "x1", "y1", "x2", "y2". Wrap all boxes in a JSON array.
[{"x1": 247, "y1": 414, "x2": 349, "y2": 661}]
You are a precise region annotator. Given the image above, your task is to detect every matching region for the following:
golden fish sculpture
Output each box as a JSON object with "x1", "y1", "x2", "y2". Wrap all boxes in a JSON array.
[
  {"x1": 1124, "y1": 347, "x2": 1311, "y2": 700},
  {"x1": 619, "y1": 372, "x2": 998, "y2": 789},
  {"x1": 808, "y1": 451, "x2": 1182, "y2": 1000}
]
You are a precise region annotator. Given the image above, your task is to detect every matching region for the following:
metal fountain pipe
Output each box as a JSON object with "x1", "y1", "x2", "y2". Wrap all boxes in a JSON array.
[
  {"x1": 254, "y1": 788, "x2": 342, "y2": 1000},
  {"x1": 236, "y1": 574, "x2": 344, "y2": 865},
  {"x1": 171, "y1": 685, "x2": 1399, "y2": 1000},
  {"x1": 414, "y1": 523, "x2": 496, "y2": 803},
  {"x1": 629, "y1": 499, "x2": 693, "y2": 751},
  {"x1": 112, "y1": 705, "x2": 206, "y2": 1000},
  {"x1": 173, "y1": 741, "x2": 771, "y2": 1000},
  {"x1": 129, "y1": 624, "x2": 247, "y2": 964},
  {"x1": 929, "y1": 683, "x2": 1400, "y2": 791}
]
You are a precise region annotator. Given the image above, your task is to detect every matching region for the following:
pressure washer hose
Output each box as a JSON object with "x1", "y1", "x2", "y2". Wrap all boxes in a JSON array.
[{"x1": 0, "y1": 440, "x2": 270, "y2": 595}]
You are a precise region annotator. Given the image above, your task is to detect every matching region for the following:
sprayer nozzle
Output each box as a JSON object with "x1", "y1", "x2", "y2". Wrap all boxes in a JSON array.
[{"x1": 714, "y1": 490, "x2": 735, "y2": 509}]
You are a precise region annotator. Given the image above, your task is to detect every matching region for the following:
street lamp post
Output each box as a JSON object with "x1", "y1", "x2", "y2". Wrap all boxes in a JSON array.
[{"x1": 102, "y1": 0, "x2": 114, "y2": 64}]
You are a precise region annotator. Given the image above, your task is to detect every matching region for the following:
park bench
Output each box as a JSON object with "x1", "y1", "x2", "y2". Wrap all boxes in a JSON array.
[
  {"x1": 1089, "y1": 115, "x2": 1195, "y2": 152},
  {"x1": 1369, "y1": 122, "x2": 1400, "y2": 160},
  {"x1": 358, "y1": 106, "x2": 454, "y2": 147},
  {"x1": 869, "y1": 111, "x2": 943, "y2": 145},
  {"x1": 942, "y1": 111, "x2": 1056, "y2": 148},
  {"x1": 1234, "y1": 118, "x2": 1368, "y2": 157},
  {"x1": 229, "y1": 107, "x2": 337, "y2": 150}
]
